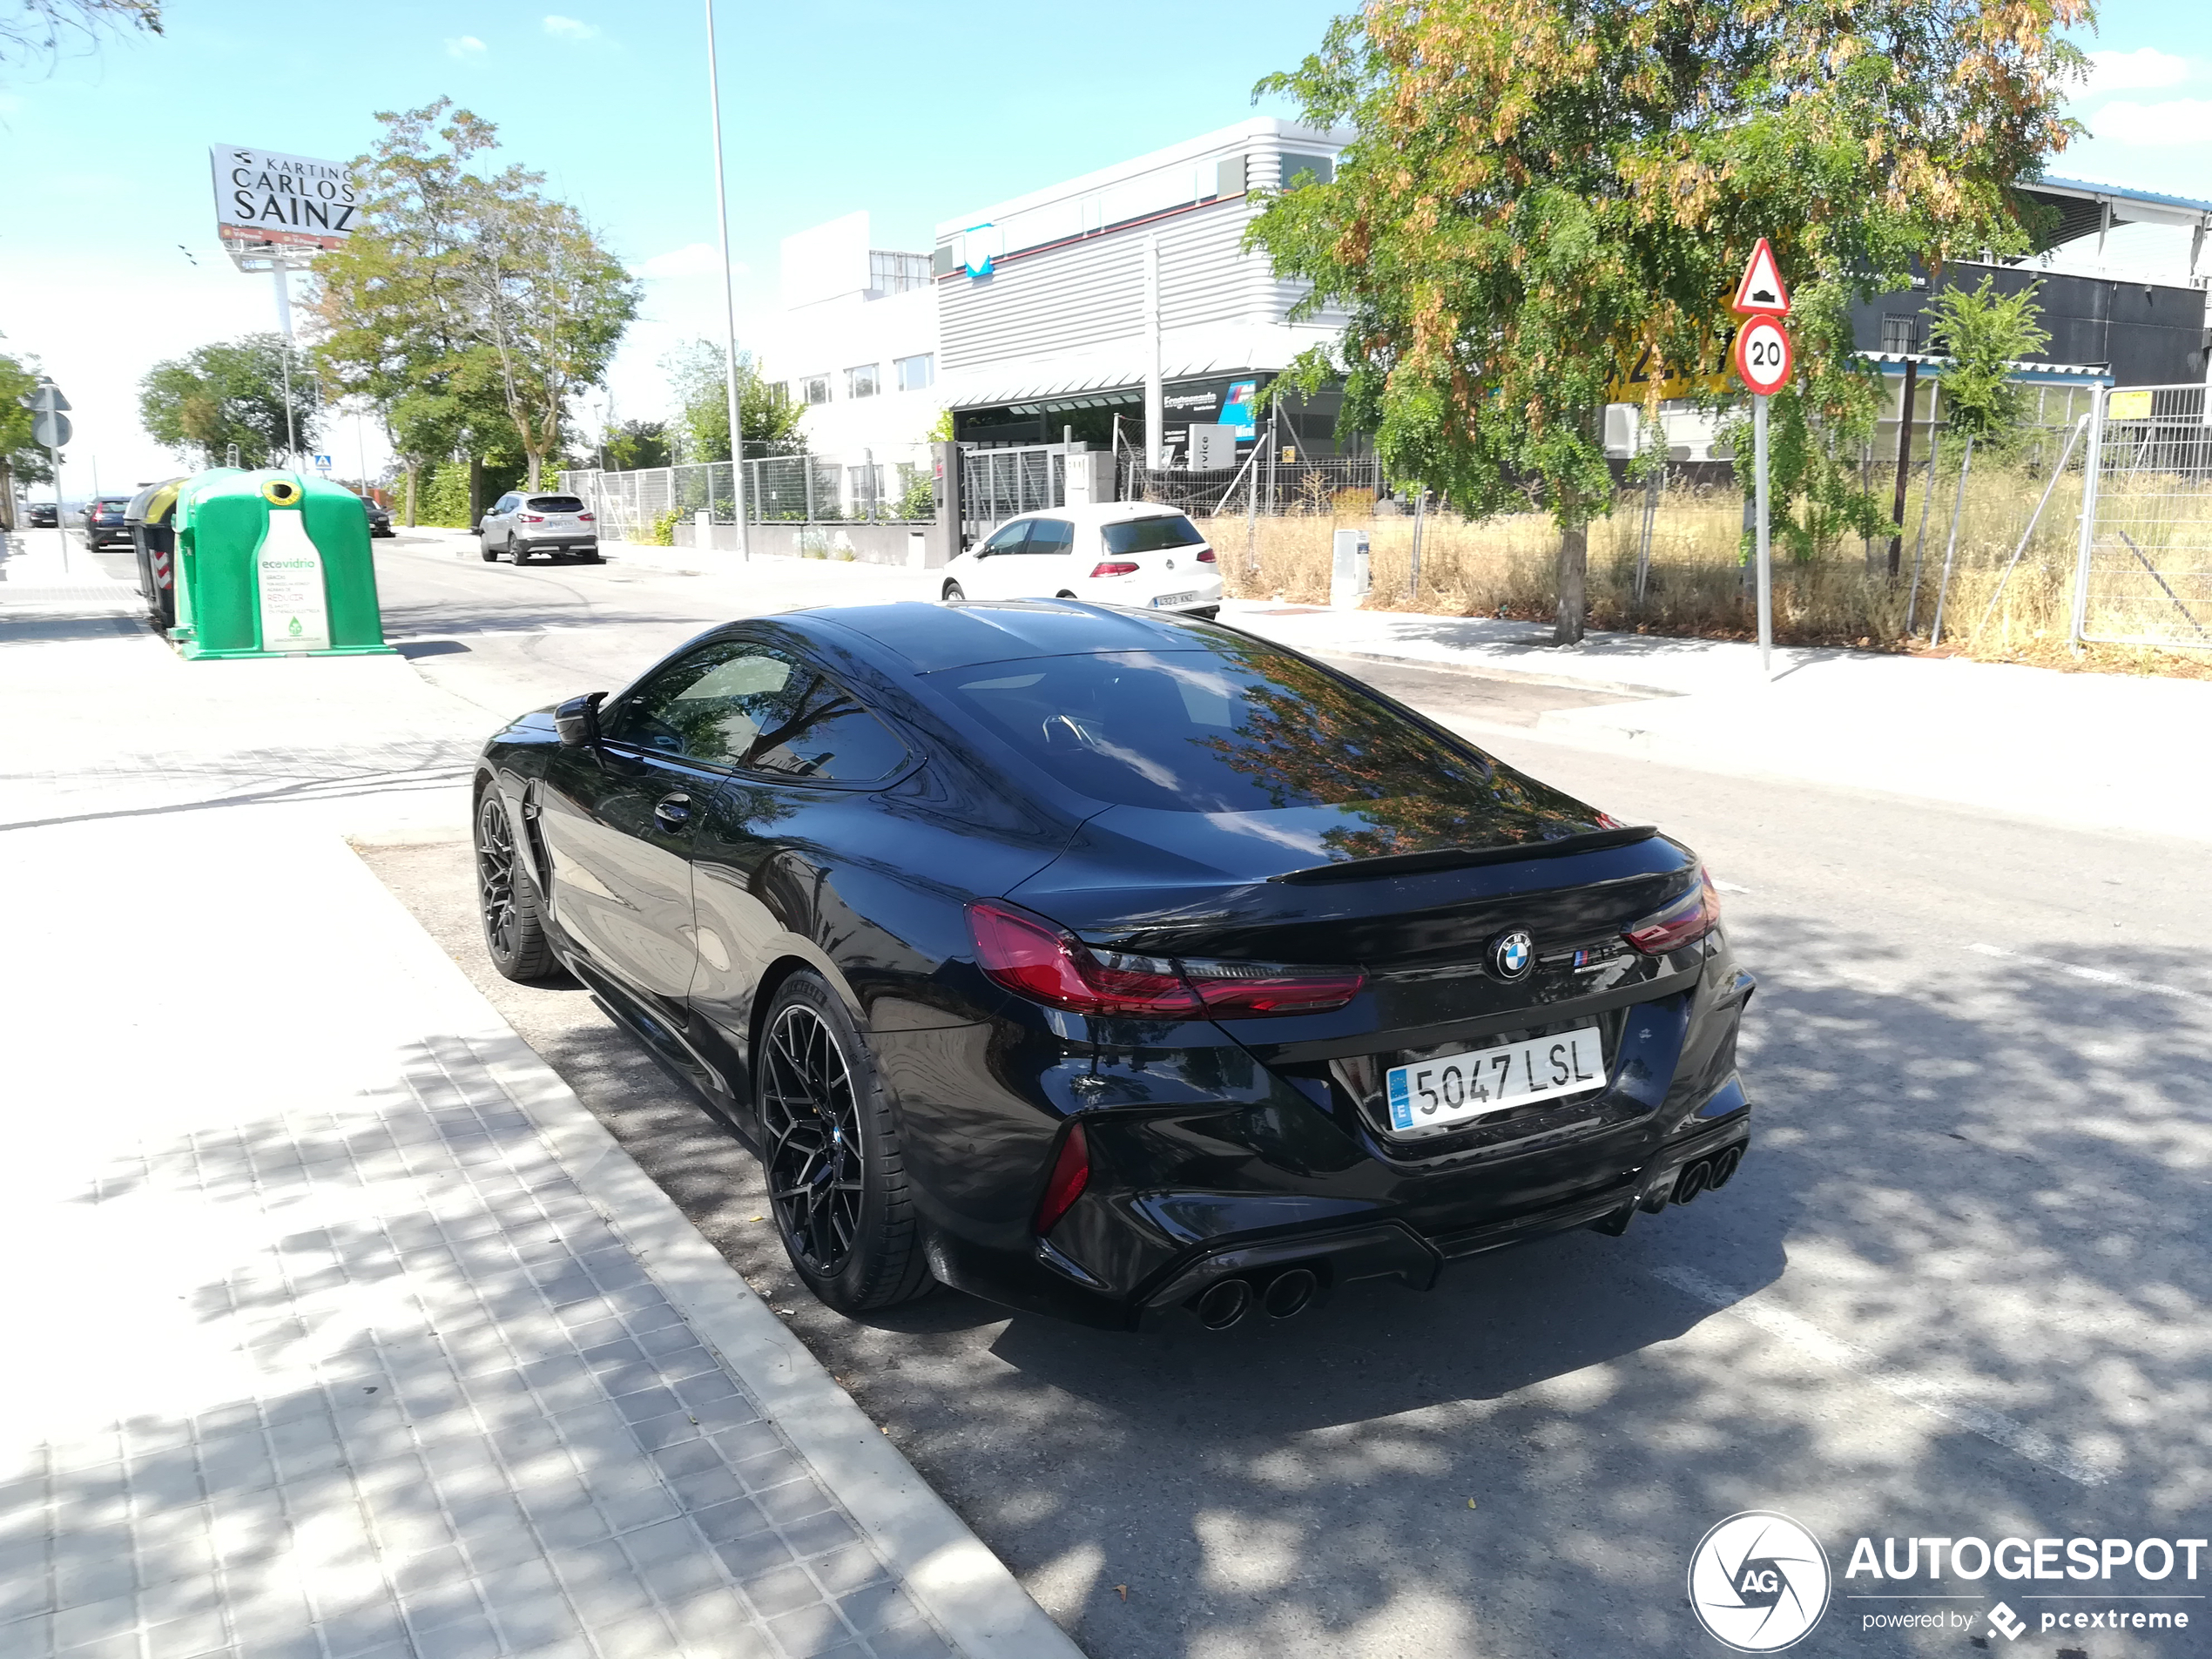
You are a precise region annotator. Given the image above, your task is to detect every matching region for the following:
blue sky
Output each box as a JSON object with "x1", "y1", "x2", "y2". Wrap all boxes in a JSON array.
[{"x1": 2, "y1": 0, "x2": 2205, "y2": 490}]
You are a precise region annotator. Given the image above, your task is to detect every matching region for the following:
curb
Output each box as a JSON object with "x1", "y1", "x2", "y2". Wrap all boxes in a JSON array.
[
  {"x1": 1312, "y1": 644, "x2": 1688, "y2": 699},
  {"x1": 334, "y1": 840, "x2": 1086, "y2": 1659}
]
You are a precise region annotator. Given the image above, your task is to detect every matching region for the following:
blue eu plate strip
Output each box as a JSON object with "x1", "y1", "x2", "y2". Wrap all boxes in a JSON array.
[{"x1": 1387, "y1": 1070, "x2": 1413, "y2": 1130}]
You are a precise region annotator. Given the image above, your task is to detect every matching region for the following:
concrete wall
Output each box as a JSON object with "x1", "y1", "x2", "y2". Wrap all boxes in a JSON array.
[{"x1": 670, "y1": 518, "x2": 934, "y2": 567}]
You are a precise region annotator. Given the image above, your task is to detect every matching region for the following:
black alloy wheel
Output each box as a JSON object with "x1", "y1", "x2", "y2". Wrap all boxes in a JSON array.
[
  {"x1": 505, "y1": 534, "x2": 524, "y2": 563},
  {"x1": 757, "y1": 974, "x2": 934, "y2": 1312},
  {"x1": 474, "y1": 787, "x2": 557, "y2": 981}
]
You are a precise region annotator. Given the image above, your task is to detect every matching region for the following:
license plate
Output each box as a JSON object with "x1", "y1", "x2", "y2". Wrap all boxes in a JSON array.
[
  {"x1": 1152, "y1": 590, "x2": 1200, "y2": 607},
  {"x1": 1386, "y1": 1027, "x2": 1606, "y2": 1130}
]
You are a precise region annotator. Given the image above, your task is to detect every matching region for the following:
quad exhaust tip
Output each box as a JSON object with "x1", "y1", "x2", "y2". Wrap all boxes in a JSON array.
[
  {"x1": 1673, "y1": 1160, "x2": 1712, "y2": 1204},
  {"x1": 1263, "y1": 1267, "x2": 1318, "y2": 1319},
  {"x1": 1195, "y1": 1278, "x2": 1253, "y2": 1330}
]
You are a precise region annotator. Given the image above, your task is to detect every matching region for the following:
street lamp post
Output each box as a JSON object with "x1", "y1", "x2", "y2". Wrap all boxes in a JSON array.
[{"x1": 704, "y1": 0, "x2": 750, "y2": 559}]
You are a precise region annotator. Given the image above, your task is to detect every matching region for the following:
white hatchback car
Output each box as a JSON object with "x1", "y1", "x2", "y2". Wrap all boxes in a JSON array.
[{"x1": 940, "y1": 502, "x2": 1223, "y2": 616}]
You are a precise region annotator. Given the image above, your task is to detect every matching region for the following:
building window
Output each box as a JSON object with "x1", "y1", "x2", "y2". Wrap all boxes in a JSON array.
[
  {"x1": 1279, "y1": 152, "x2": 1334, "y2": 187},
  {"x1": 1881, "y1": 314, "x2": 1919, "y2": 354},
  {"x1": 800, "y1": 374, "x2": 830, "y2": 406},
  {"x1": 869, "y1": 251, "x2": 931, "y2": 294},
  {"x1": 895, "y1": 354, "x2": 934, "y2": 393},
  {"x1": 846, "y1": 363, "x2": 880, "y2": 400},
  {"x1": 769, "y1": 381, "x2": 789, "y2": 407}
]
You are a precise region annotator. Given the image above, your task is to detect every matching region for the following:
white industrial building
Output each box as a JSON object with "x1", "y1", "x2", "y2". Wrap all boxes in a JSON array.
[
  {"x1": 750, "y1": 211, "x2": 941, "y2": 508},
  {"x1": 931, "y1": 117, "x2": 1356, "y2": 466}
]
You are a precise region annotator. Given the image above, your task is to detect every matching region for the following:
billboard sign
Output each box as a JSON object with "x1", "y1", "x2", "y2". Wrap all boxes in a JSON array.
[{"x1": 211, "y1": 145, "x2": 360, "y2": 253}]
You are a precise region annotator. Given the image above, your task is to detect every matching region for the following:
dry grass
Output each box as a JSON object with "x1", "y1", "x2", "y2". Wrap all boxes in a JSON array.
[{"x1": 1202, "y1": 462, "x2": 2212, "y2": 678}]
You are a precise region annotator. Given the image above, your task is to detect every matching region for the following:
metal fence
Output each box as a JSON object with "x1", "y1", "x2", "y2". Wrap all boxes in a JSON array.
[
  {"x1": 959, "y1": 444, "x2": 1070, "y2": 543},
  {"x1": 1119, "y1": 450, "x2": 1389, "y2": 520},
  {"x1": 563, "y1": 452, "x2": 927, "y2": 541},
  {"x1": 2072, "y1": 382, "x2": 2212, "y2": 649}
]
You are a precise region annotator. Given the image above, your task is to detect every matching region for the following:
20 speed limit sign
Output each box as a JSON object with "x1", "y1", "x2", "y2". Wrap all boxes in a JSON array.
[{"x1": 1734, "y1": 316, "x2": 1793, "y2": 395}]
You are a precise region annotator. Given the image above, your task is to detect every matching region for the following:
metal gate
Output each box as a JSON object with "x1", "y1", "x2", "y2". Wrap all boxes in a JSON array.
[
  {"x1": 960, "y1": 443, "x2": 1072, "y2": 542},
  {"x1": 2072, "y1": 381, "x2": 2212, "y2": 648}
]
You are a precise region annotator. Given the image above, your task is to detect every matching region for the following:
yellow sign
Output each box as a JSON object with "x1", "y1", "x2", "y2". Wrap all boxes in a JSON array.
[
  {"x1": 2107, "y1": 389, "x2": 2153, "y2": 421},
  {"x1": 1606, "y1": 334, "x2": 1737, "y2": 403}
]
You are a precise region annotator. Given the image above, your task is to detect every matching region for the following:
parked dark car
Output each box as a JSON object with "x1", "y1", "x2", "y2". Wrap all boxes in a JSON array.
[
  {"x1": 29, "y1": 502, "x2": 58, "y2": 529},
  {"x1": 83, "y1": 496, "x2": 132, "y2": 549},
  {"x1": 473, "y1": 602, "x2": 1755, "y2": 1331},
  {"x1": 363, "y1": 499, "x2": 393, "y2": 537}
]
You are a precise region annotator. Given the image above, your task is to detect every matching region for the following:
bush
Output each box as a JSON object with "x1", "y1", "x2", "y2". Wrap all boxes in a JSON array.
[{"x1": 648, "y1": 507, "x2": 685, "y2": 546}]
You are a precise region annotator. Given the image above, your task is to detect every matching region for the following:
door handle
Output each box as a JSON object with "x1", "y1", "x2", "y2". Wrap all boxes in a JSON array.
[{"x1": 653, "y1": 792, "x2": 691, "y2": 830}]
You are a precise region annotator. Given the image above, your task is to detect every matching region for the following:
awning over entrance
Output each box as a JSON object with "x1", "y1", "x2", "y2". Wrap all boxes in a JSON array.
[{"x1": 2018, "y1": 176, "x2": 2212, "y2": 267}]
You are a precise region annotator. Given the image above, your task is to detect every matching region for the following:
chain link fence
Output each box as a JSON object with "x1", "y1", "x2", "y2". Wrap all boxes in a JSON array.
[
  {"x1": 2073, "y1": 382, "x2": 2212, "y2": 649},
  {"x1": 563, "y1": 451, "x2": 927, "y2": 541}
]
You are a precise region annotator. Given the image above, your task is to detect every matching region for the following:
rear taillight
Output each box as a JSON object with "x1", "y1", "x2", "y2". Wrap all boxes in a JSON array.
[
  {"x1": 1034, "y1": 1123, "x2": 1090, "y2": 1235},
  {"x1": 1196, "y1": 548, "x2": 1217, "y2": 563},
  {"x1": 1623, "y1": 869, "x2": 1722, "y2": 955},
  {"x1": 521, "y1": 513, "x2": 545, "y2": 523},
  {"x1": 967, "y1": 901, "x2": 1365, "y2": 1019},
  {"x1": 1089, "y1": 561, "x2": 1140, "y2": 577},
  {"x1": 577, "y1": 511, "x2": 594, "y2": 522}
]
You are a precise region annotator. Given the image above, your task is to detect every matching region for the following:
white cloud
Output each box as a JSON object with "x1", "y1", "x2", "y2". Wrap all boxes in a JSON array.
[
  {"x1": 543, "y1": 15, "x2": 599, "y2": 41},
  {"x1": 2092, "y1": 98, "x2": 2212, "y2": 146},
  {"x1": 444, "y1": 35, "x2": 486, "y2": 57},
  {"x1": 631, "y1": 243, "x2": 748, "y2": 280},
  {"x1": 2084, "y1": 47, "x2": 2189, "y2": 96}
]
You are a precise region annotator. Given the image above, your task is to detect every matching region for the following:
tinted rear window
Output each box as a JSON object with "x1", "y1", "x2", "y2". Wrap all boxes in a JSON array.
[
  {"x1": 932, "y1": 644, "x2": 1595, "y2": 829},
  {"x1": 1101, "y1": 516, "x2": 1203, "y2": 554},
  {"x1": 528, "y1": 495, "x2": 584, "y2": 512}
]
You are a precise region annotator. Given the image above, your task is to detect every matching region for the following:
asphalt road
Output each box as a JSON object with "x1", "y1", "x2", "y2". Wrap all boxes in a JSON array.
[{"x1": 360, "y1": 532, "x2": 2212, "y2": 1659}]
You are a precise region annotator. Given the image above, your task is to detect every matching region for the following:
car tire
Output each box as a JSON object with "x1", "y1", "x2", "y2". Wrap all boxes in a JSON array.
[
  {"x1": 474, "y1": 786, "x2": 560, "y2": 982},
  {"x1": 579, "y1": 550, "x2": 603, "y2": 563},
  {"x1": 479, "y1": 539, "x2": 498, "y2": 563},
  {"x1": 504, "y1": 536, "x2": 524, "y2": 564},
  {"x1": 756, "y1": 971, "x2": 935, "y2": 1315},
  {"x1": 941, "y1": 581, "x2": 965, "y2": 603}
]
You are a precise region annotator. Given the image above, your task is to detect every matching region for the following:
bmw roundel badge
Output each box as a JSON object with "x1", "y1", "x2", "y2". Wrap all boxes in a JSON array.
[{"x1": 1490, "y1": 929, "x2": 1535, "y2": 981}]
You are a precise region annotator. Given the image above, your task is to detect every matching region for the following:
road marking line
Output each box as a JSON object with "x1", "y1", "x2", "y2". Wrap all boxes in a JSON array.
[
  {"x1": 1649, "y1": 1261, "x2": 2108, "y2": 1487},
  {"x1": 1965, "y1": 942, "x2": 2212, "y2": 1009}
]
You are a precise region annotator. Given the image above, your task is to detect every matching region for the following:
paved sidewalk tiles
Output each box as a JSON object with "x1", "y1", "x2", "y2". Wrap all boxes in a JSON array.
[{"x1": 1, "y1": 1025, "x2": 961, "y2": 1659}]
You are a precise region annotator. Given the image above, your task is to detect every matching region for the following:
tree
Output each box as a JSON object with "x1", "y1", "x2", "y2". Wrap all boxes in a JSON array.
[
  {"x1": 1248, "y1": 0, "x2": 2092, "y2": 641},
  {"x1": 603, "y1": 419, "x2": 671, "y2": 470},
  {"x1": 2, "y1": 0, "x2": 159, "y2": 77},
  {"x1": 138, "y1": 334, "x2": 320, "y2": 469},
  {"x1": 462, "y1": 185, "x2": 638, "y2": 489},
  {"x1": 662, "y1": 338, "x2": 805, "y2": 464},
  {"x1": 1926, "y1": 277, "x2": 2051, "y2": 455},
  {"x1": 0, "y1": 352, "x2": 55, "y2": 527},
  {"x1": 308, "y1": 100, "x2": 520, "y2": 526}
]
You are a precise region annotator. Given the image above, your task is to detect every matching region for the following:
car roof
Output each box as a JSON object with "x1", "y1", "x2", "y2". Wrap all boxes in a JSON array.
[
  {"x1": 1001, "y1": 502, "x2": 1194, "y2": 526},
  {"x1": 793, "y1": 599, "x2": 1227, "y2": 674}
]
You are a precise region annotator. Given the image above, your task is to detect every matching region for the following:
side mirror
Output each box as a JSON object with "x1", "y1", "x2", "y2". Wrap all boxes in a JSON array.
[{"x1": 554, "y1": 691, "x2": 606, "y2": 748}]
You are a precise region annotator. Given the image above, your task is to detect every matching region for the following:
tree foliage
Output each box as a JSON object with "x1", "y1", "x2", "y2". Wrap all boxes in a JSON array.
[
  {"x1": 600, "y1": 419, "x2": 671, "y2": 471},
  {"x1": 1248, "y1": 0, "x2": 2092, "y2": 638},
  {"x1": 0, "y1": 353, "x2": 55, "y2": 519},
  {"x1": 661, "y1": 338, "x2": 805, "y2": 464},
  {"x1": 1, "y1": 0, "x2": 159, "y2": 78},
  {"x1": 308, "y1": 99, "x2": 639, "y2": 502},
  {"x1": 138, "y1": 334, "x2": 320, "y2": 470},
  {"x1": 1926, "y1": 276, "x2": 2051, "y2": 450}
]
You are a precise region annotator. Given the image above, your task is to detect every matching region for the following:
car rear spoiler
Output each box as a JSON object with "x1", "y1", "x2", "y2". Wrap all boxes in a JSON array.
[{"x1": 1269, "y1": 824, "x2": 1659, "y2": 885}]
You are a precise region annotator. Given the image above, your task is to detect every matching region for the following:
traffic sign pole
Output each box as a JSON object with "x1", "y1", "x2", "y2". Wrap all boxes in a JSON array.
[
  {"x1": 1730, "y1": 242, "x2": 1793, "y2": 681},
  {"x1": 1754, "y1": 395, "x2": 1771, "y2": 676}
]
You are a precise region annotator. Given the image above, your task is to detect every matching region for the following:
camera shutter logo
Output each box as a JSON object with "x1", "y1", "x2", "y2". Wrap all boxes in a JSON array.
[{"x1": 1687, "y1": 1512, "x2": 1831, "y2": 1652}]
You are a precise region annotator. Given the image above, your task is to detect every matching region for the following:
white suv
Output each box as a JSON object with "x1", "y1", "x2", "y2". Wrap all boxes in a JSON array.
[
  {"x1": 479, "y1": 492, "x2": 600, "y2": 563},
  {"x1": 941, "y1": 502, "x2": 1222, "y2": 616}
]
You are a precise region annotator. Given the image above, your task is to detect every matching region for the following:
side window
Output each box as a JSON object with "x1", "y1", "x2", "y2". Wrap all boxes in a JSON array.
[
  {"x1": 603, "y1": 641, "x2": 799, "y2": 765},
  {"x1": 1026, "y1": 518, "x2": 1074, "y2": 556},
  {"x1": 979, "y1": 521, "x2": 1031, "y2": 555},
  {"x1": 604, "y1": 641, "x2": 908, "y2": 782}
]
